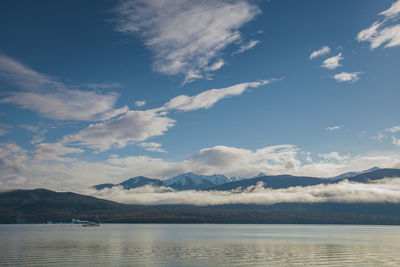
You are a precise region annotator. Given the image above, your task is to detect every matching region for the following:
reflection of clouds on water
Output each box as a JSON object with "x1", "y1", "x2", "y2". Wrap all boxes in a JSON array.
[
  {"x1": 2, "y1": 224, "x2": 400, "y2": 266},
  {"x1": 89, "y1": 177, "x2": 400, "y2": 206}
]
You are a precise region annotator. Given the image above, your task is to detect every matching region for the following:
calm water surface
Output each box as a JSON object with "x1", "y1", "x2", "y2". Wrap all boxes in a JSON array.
[{"x1": 1, "y1": 224, "x2": 400, "y2": 266}]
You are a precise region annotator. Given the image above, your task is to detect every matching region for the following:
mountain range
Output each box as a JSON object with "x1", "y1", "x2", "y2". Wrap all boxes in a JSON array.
[
  {"x1": 93, "y1": 172, "x2": 240, "y2": 191},
  {"x1": 2, "y1": 168, "x2": 400, "y2": 224},
  {"x1": 92, "y1": 167, "x2": 395, "y2": 191}
]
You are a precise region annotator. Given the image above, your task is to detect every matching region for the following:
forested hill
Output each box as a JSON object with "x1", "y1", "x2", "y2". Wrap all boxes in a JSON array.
[{"x1": 2, "y1": 188, "x2": 400, "y2": 225}]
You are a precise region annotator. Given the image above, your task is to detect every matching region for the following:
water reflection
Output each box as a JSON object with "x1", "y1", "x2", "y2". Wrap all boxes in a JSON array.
[{"x1": 1, "y1": 224, "x2": 399, "y2": 266}]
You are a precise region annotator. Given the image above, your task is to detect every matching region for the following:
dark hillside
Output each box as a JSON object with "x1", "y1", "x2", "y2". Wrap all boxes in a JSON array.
[{"x1": 2, "y1": 189, "x2": 400, "y2": 225}]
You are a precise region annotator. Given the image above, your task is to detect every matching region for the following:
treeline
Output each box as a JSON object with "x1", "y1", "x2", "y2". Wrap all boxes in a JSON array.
[{"x1": 2, "y1": 189, "x2": 400, "y2": 225}]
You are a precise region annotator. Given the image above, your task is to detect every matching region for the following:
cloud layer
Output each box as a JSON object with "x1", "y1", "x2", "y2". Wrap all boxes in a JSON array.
[
  {"x1": 114, "y1": 0, "x2": 261, "y2": 83},
  {"x1": 89, "y1": 178, "x2": 400, "y2": 206},
  {"x1": 0, "y1": 55, "x2": 127, "y2": 121},
  {"x1": 2, "y1": 141, "x2": 400, "y2": 191}
]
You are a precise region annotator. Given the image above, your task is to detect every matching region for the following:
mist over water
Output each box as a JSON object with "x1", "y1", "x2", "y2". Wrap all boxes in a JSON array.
[
  {"x1": 89, "y1": 178, "x2": 400, "y2": 206},
  {"x1": 1, "y1": 224, "x2": 400, "y2": 266}
]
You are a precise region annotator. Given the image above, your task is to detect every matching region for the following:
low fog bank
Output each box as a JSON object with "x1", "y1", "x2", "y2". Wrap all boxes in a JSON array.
[{"x1": 87, "y1": 177, "x2": 400, "y2": 206}]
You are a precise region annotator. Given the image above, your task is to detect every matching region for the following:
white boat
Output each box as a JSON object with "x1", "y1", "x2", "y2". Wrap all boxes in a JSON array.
[
  {"x1": 82, "y1": 221, "x2": 101, "y2": 227},
  {"x1": 81, "y1": 216, "x2": 101, "y2": 227}
]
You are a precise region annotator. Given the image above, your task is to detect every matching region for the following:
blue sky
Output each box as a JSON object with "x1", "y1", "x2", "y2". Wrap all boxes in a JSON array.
[{"x1": 1, "y1": 0, "x2": 400, "y2": 191}]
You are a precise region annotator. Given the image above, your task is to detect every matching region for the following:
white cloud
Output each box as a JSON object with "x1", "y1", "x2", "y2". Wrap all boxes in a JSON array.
[
  {"x1": 0, "y1": 142, "x2": 122, "y2": 190},
  {"x1": 20, "y1": 124, "x2": 49, "y2": 144},
  {"x1": 319, "y1": 152, "x2": 349, "y2": 161},
  {"x1": 2, "y1": 90, "x2": 129, "y2": 121},
  {"x1": 0, "y1": 54, "x2": 128, "y2": 121},
  {"x1": 357, "y1": 1, "x2": 400, "y2": 49},
  {"x1": 309, "y1": 46, "x2": 331, "y2": 59},
  {"x1": 366, "y1": 24, "x2": 400, "y2": 49},
  {"x1": 135, "y1": 100, "x2": 146, "y2": 108},
  {"x1": 321, "y1": 53, "x2": 343, "y2": 69},
  {"x1": 379, "y1": 0, "x2": 400, "y2": 19},
  {"x1": 89, "y1": 178, "x2": 400, "y2": 206},
  {"x1": 188, "y1": 144, "x2": 303, "y2": 177},
  {"x1": 0, "y1": 143, "x2": 28, "y2": 187},
  {"x1": 138, "y1": 142, "x2": 166, "y2": 153},
  {"x1": 61, "y1": 79, "x2": 276, "y2": 152},
  {"x1": 162, "y1": 80, "x2": 274, "y2": 112},
  {"x1": 386, "y1": 126, "x2": 400, "y2": 133},
  {"x1": 2, "y1": 142, "x2": 400, "y2": 191},
  {"x1": 113, "y1": 0, "x2": 261, "y2": 83},
  {"x1": 85, "y1": 82, "x2": 123, "y2": 90},
  {"x1": 372, "y1": 133, "x2": 385, "y2": 141},
  {"x1": 0, "y1": 54, "x2": 58, "y2": 90},
  {"x1": 63, "y1": 110, "x2": 175, "y2": 152},
  {"x1": 393, "y1": 137, "x2": 400, "y2": 147},
  {"x1": 234, "y1": 40, "x2": 260, "y2": 55},
  {"x1": 326, "y1": 125, "x2": 342, "y2": 132},
  {"x1": 205, "y1": 59, "x2": 225, "y2": 71},
  {"x1": 333, "y1": 72, "x2": 362, "y2": 83},
  {"x1": 33, "y1": 142, "x2": 84, "y2": 162}
]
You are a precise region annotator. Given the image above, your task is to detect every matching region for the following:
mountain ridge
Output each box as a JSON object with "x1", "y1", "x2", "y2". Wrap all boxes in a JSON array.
[{"x1": 93, "y1": 168, "x2": 400, "y2": 192}]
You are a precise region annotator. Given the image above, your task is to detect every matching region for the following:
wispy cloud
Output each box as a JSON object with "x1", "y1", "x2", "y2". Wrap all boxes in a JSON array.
[
  {"x1": 85, "y1": 82, "x2": 123, "y2": 90},
  {"x1": 63, "y1": 79, "x2": 276, "y2": 152},
  {"x1": 321, "y1": 53, "x2": 343, "y2": 69},
  {"x1": 372, "y1": 133, "x2": 385, "y2": 141},
  {"x1": 233, "y1": 40, "x2": 260, "y2": 55},
  {"x1": 319, "y1": 152, "x2": 349, "y2": 161},
  {"x1": 393, "y1": 137, "x2": 400, "y2": 147},
  {"x1": 2, "y1": 142, "x2": 400, "y2": 191},
  {"x1": 113, "y1": 0, "x2": 261, "y2": 83},
  {"x1": 380, "y1": 0, "x2": 400, "y2": 18},
  {"x1": 138, "y1": 142, "x2": 166, "y2": 153},
  {"x1": 161, "y1": 79, "x2": 274, "y2": 112},
  {"x1": 357, "y1": 0, "x2": 400, "y2": 49},
  {"x1": 333, "y1": 72, "x2": 362, "y2": 83},
  {"x1": 386, "y1": 126, "x2": 400, "y2": 133},
  {"x1": 62, "y1": 110, "x2": 175, "y2": 152},
  {"x1": 2, "y1": 90, "x2": 128, "y2": 121},
  {"x1": 89, "y1": 178, "x2": 400, "y2": 206},
  {"x1": 20, "y1": 124, "x2": 48, "y2": 144},
  {"x1": 135, "y1": 100, "x2": 146, "y2": 108},
  {"x1": 33, "y1": 142, "x2": 84, "y2": 163},
  {"x1": 309, "y1": 46, "x2": 331, "y2": 59},
  {"x1": 326, "y1": 125, "x2": 342, "y2": 132},
  {"x1": 0, "y1": 54, "x2": 58, "y2": 90},
  {"x1": 0, "y1": 55, "x2": 128, "y2": 121}
]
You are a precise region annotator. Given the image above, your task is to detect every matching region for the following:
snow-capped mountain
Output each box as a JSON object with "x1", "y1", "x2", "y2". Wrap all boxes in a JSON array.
[
  {"x1": 93, "y1": 173, "x2": 237, "y2": 191},
  {"x1": 92, "y1": 167, "x2": 393, "y2": 192},
  {"x1": 92, "y1": 176, "x2": 163, "y2": 190},
  {"x1": 330, "y1": 167, "x2": 380, "y2": 180},
  {"x1": 253, "y1": 172, "x2": 267, "y2": 178},
  {"x1": 163, "y1": 172, "x2": 233, "y2": 190}
]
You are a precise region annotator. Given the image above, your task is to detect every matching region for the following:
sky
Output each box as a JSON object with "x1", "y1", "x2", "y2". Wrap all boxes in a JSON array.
[{"x1": 0, "y1": 0, "x2": 400, "y2": 191}]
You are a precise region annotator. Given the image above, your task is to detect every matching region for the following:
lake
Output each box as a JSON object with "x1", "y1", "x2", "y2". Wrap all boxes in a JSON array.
[{"x1": 1, "y1": 224, "x2": 399, "y2": 266}]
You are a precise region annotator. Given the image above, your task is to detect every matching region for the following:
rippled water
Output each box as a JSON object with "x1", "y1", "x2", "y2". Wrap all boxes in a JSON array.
[{"x1": 1, "y1": 224, "x2": 400, "y2": 266}]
